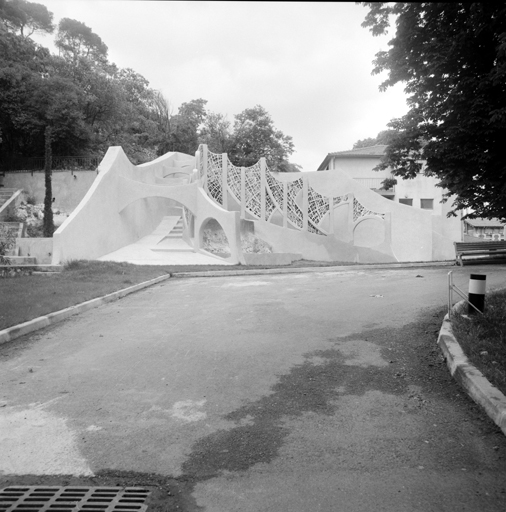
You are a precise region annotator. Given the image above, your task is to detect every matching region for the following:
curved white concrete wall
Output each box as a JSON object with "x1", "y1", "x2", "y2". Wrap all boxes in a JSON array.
[
  {"x1": 250, "y1": 171, "x2": 436, "y2": 263},
  {"x1": 52, "y1": 145, "x2": 461, "y2": 266},
  {"x1": 52, "y1": 148, "x2": 196, "y2": 264}
]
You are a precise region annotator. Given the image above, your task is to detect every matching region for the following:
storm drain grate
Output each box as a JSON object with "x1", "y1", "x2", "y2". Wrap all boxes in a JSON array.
[{"x1": 0, "y1": 487, "x2": 151, "y2": 512}]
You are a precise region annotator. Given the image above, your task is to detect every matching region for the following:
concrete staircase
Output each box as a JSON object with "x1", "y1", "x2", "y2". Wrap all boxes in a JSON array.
[
  {"x1": 0, "y1": 188, "x2": 19, "y2": 216},
  {"x1": 0, "y1": 188, "x2": 18, "y2": 204},
  {"x1": 0, "y1": 221, "x2": 34, "y2": 265},
  {"x1": 97, "y1": 210, "x2": 232, "y2": 265},
  {"x1": 151, "y1": 217, "x2": 194, "y2": 253},
  {"x1": 0, "y1": 203, "x2": 60, "y2": 270}
]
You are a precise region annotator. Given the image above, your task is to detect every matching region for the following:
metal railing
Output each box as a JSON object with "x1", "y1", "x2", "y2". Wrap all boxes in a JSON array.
[{"x1": 1, "y1": 156, "x2": 101, "y2": 172}]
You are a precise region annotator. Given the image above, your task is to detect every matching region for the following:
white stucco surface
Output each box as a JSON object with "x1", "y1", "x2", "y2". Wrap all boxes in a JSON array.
[{"x1": 51, "y1": 146, "x2": 461, "y2": 266}]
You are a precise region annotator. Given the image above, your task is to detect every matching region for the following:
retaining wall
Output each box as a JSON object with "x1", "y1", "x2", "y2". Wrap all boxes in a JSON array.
[{"x1": 3, "y1": 171, "x2": 98, "y2": 213}]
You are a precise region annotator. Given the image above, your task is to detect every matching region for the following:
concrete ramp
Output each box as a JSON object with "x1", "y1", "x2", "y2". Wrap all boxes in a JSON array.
[
  {"x1": 134, "y1": 216, "x2": 181, "y2": 247},
  {"x1": 99, "y1": 215, "x2": 231, "y2": 265}
]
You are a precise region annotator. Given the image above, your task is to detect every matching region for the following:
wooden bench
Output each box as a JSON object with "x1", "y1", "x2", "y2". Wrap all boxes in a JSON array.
[{"x1": 454, "y1": 241, "x2": 506, "y2": 266}]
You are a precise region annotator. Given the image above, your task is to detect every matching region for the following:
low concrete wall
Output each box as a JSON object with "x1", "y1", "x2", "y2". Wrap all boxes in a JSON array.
[
  {"x1": 243, "y1": 253, "x2": 302, "y2": 265},
  {"x1": 16, "y1": 238, "x2": 53, "y2": 264},
  {"x1": 3, "y1": 171, "x2": 98, "y2": 213}
]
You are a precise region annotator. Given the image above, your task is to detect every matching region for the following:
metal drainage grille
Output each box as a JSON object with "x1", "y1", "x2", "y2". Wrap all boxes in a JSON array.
[{"x1": 0, "y1": 487, "x2": 151, "y2": 512}]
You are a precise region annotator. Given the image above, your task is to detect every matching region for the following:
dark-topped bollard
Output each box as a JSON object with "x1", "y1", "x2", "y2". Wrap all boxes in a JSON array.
[{"x1": 468, "y1": 274, "x2": 486, "y2": 314}]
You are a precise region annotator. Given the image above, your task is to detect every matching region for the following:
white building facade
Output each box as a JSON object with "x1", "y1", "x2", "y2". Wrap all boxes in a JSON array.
[{"x1": 317, "y1": 145, "x2": 447, "y2": 216}]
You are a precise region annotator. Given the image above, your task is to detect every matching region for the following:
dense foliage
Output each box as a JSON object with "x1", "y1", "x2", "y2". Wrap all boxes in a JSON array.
[
  {"x1": 0, "y1": 0, "x2": 297, "y2": 170},
  {"x1": 361, "y1": 2, "x2": 506, "y2": 219},
  {"x1": 352, "y1": 129, "x2": 397, "y2": 149}
]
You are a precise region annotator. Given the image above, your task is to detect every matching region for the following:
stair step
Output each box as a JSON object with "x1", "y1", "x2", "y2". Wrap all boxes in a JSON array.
[
  {"x1": 151, "y1": 248, "x2": 195, "y2": 253},
  {"x1": 4, "y1": 256, "x2": 37, "y2": 264}
]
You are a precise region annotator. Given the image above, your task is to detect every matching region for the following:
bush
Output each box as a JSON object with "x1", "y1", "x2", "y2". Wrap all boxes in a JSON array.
[
  {"x1": 0, "y1": 224, "x2": 15, "y2": 264},
  {"x1": 64, "y1": 259, "x2": 88, "y2": 270}
]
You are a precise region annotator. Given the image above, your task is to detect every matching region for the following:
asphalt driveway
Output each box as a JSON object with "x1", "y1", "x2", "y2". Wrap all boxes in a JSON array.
[{"x1": 1, "y1": 265, "x2": 506, "y2": 511}]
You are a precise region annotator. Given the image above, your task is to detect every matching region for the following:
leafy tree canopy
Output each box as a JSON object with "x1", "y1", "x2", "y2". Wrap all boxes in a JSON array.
[
  {"x1": 199, "y1": 111, "x2": 231, "y2": 155},
  {"x1": 228, "y1": 105, "x2": 295, "y2": 171},
  {"x1": 0, "y1": 4, "x2": 299, "y2": 171},
  {"x1": 361, "y1": 2, "x2": 506, "y2": 220},
  {"x1": 353, "y1": 129, "x2": 398, "y2": 149},
  {"x1": 169, "y1": 98, "x2": 208, "y2": 155},
  {"x1": 0, "y1": 0, "x2": 54, "y2": 38},
  {"x1": 55, "y1": 17, "x2": 108, "y2": 65}
]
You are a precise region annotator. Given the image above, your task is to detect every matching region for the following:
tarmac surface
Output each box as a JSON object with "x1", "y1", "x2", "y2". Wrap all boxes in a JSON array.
[{"x1": 1, "y1": 264, "x2": 506, "y2": 511}]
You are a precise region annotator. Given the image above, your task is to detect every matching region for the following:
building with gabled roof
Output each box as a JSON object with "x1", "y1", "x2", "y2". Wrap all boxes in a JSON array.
[
  {"x1": 463, "y1": 218, "x2": 505, "y2": 241},
  {"x1": 317, "y1": 144, "x2": 447, "y2": 216}
]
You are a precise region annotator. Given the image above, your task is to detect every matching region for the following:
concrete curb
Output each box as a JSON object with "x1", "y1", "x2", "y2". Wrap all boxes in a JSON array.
[
  {"x1": 0, "y1": 274, "x2": 171, "y2": 346},
  {"x1": 437, "y1": 300, "x2": 506, "y2": 436},
  {"x1": 172, "y1": 260, "x2": 456, "y2": 278}
]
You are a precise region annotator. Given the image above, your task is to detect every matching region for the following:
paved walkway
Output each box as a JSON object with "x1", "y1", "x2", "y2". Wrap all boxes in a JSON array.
[
  {"x1": 98, "y1": 233, "x2": 230, "y2": 265},
  {"x1": 1, "y1": 265, "x2": 506, "y2": 511}
]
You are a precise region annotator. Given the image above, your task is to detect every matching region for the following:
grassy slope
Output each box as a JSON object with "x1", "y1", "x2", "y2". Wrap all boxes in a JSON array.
[
  {"x1": 2, "y1": 258, "x2": 450, "y2": 331},
  {"x1": 451, "y1": 290, "x2": 506, "y2": 396},
  {"x1": 1, "y1": 259, "x2": 361, "y2": 330}
]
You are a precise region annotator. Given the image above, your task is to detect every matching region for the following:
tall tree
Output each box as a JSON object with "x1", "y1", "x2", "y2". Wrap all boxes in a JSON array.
[
  {"x1": 0, "y1": 26, "x2": 53, "y2": 162},
  {"x1": 42, "y1": 124, "x2": 54, "y2": 237},
  {"x1": 55, "y1": 17, "x2": 108, "y2": 66},
  {"x1": 361, "y1": 3, "x2": 506, "y2": 220},
  {"x1": 0, "y1": 0, "x2": 54, "y2": 38},
  {"x1": 170, "y1": 98, "x2": 208, "y2": 155},
  {"x1": 228, "y1": 105, "x2": 294, "y2": 171},
  {"x1": 150, "y1": 90, "x2": 174, "y2": 155},
  {"x1": 199, "y1": 111, "x2": 231, "y2": 154}
]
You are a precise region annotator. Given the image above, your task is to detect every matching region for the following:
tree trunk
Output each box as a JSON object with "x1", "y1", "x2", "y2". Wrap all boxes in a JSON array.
[{"x1": 43, "y1": 125, "x2": 54, "y2": 238}]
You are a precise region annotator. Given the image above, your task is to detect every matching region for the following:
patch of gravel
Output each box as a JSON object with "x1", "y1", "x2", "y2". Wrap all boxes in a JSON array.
[{"x1": 202, "y1": 228, "x2": 272, "y2": 256}]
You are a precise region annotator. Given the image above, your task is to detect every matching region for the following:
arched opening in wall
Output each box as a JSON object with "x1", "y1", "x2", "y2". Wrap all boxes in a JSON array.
[
  {"x1": 353, "y1": 217, "x2": 385, "y2": 248},
  {"x1": 201, "y1": 218, "x2": 231, "y2": 258},
  {"x1": 156, "y1": 171, "x2": 191, "y2": 185}
]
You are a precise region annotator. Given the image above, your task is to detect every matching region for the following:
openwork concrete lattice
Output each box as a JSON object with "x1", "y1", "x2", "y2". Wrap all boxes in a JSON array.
[
  {"x1": 0, "y1": 487, "x2": 150, "y2": 512},
  {"x1": 199, "y1": 146, "x2": 385, "y2": 236}
]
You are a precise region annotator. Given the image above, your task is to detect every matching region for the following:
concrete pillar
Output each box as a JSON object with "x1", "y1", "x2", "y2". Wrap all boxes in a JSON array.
[
  {"x1": 222, "y1": 153, "x2": 228, "y2": 209},
  {"x1": 328, "y1": 196, "x2": 334, "y2": 235},
  {"x1": 260, "y1": 158, "x2": 266, "y2": 221},
  {"x1": 303, "y1": 176, "x2": 308, "y2": 232},
  {"x1": 241, "y1": 167, "x2": 246, "y2": 219},
  {"x1": 283, "y1": 181, "x2": 288, "y2": 228},
  {"x1": 201, "y1": 145, "x2": 208, "y2": 189},
  {"x1": 347, "y1": 193, "x2": 355, "y2": 242}
]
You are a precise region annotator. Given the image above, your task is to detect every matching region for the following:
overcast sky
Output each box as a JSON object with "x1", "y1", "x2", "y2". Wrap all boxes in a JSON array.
[{"x1": 33, "y1": 1, "x2": 408, "y2": 171}]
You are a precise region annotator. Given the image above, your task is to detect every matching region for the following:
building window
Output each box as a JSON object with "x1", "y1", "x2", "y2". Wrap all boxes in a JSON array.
[
  {"x1": 420, "y1": 198, "x2": 434, "y2": 210},
  {"x1": 399, "y1": 198, "x2": 413, "y2": 206}
]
